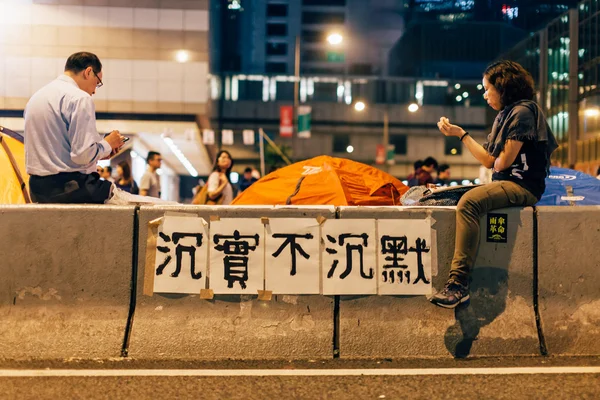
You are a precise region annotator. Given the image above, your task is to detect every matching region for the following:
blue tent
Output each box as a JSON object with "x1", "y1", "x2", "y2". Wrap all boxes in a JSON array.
[{"x1": 538, "y1": 167, "x2": 600, "y2": 206}]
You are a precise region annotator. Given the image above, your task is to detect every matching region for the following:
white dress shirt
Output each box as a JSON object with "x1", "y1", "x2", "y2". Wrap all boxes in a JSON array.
[{"x1": 24, "y1": 75, "x2": 112, "y2": 176}]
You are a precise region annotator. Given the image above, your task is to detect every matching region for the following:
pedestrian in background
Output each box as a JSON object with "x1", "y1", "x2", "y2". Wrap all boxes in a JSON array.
[
  {"x1": 239, "y1": 167, "x2": 258, "y2": 192},
  {"x1": 24, "y1": 51, "x2": 124, "y2": 203},
  {"x1": 115, "y1": 161, "x2": 139, "y2": 194},
  {"x1": 407, "y1": 160, "x2": 423, "y2": 187},
  {"x1": 206, "y1": 150, "x2": 235, "y2": 205},
  {"x1": 140, "y1": 151, "x2": 161, "y2": 198},
  {"x1": 101, "y1": 166, "x2": 114, "y2": 182},
  {"x1": 430, "y1": 60, "x2": 557, "y2": 309},
  {"x1": 435, "y1": 164, "x2": 451, "y2": 186}
]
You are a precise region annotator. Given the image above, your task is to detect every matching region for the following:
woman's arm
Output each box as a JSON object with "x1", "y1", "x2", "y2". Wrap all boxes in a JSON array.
[
  {"x1": 493, "y1": 139, "x2": 524, "y2": 172},
  {"x1": 438, "y1": 117, "x2": 496, "y2": 168},
  {"x1": 207, "y1": 172, "x2": 229, "y2": 200}
]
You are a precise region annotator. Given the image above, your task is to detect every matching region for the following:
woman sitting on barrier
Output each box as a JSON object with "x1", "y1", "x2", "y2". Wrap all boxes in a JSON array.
[
  {"x1": 430, "y1": 60, "x2": 557, "y2": 309},
  {"x1": 193, "y1": 150, "x2": 235, "y2": 205}
]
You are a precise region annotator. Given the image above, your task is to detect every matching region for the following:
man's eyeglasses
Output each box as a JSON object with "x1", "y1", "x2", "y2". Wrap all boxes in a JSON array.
[{"x1": 93, "y1": 71, "x2": 103, "y2": 89}]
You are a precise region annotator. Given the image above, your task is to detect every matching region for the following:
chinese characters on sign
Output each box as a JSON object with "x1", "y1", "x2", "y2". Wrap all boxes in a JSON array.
[
  {"x1": 153, "y1": 216, "x2": 208, "y2": 294},
  {"x1": 151, "y1": 217, "x2": 433, "y2": 296},
  {"x1": 486, "y1": 213, "x2": 508, "y2": 243},
  {"x1": 266, "y1": 219, "x2": 320, "y2": 294},
  {"x1": 322, "y1": 220, "x2": 377, "y2": 295},
  {"x1": 210, "y1": 219, "x2": 265, "y2": 294},
  {"x1": 377, "y1": 219, "x2": 432, "y2": 295}
]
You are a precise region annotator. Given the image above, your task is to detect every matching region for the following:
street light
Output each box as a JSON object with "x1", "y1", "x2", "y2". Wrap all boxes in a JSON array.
[
  {"x1": 327, "y1": 32, "x2": 343, "y2": 46},
  {"x1": 293, "y1": 32, "x2": 346, "y2": 150},
  {"x1": 354, "y1": 101, "x2": 366, "y2": 112},
  {"x1": 584, "y1": 108, "x2": 600, "y2": 117},
  {"x1": 408, "y1": 103, "x2": 419, "y2": 113}
]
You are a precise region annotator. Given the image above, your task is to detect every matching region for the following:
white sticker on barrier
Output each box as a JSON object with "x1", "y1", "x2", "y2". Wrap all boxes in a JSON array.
[
  {"x1": 154, "y1": 216, "x2": 209, "y2": 294},
  {"x1": 377, "y1": 219, "x2": 433, "y2": 295},
  {"x1": 265, "y1": 218, "x2": 321, "y2": 295},
  {"x1": 210, "y1": 218, "x2": 265, "y2": 294},
  {"x1": 321, "y1": 219, "x2": 377, "y2": 295}
]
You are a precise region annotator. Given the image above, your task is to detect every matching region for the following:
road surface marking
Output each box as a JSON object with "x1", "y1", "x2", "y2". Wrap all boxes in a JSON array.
[{"x1": 0, "y1": 367, "x2": 599, "y2": 377}]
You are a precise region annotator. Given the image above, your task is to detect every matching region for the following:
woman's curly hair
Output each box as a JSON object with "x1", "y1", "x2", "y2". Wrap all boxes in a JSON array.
[{"x1": 484, "y1": 60, "x2": 535, "y2": 108}]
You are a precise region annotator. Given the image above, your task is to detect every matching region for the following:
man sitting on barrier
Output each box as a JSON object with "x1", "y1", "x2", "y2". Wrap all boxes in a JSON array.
[
  {"x1": 24, "y1": 52, "x2": 125, "y2": 204},
  {"x1": 430, "y1": 60, "x2": 557, "y2": 309}
]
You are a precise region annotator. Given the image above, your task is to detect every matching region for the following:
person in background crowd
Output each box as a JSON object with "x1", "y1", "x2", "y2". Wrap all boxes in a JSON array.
[
  {"x1": 407, "y1": 160, "x2": 423, "y2": 187},
  {"x1": 417, "y1": 157, "x2": 439, "y2": 186},
  {"x1": 239, "y1": 167, "x2": 258, "y2": 192},
  {"x1": 207, "y1": 150, "x2": 234, "y2": 205},
  {"x1": 435, "y1": 164, "x2": 451, "y2": 186},
  {"x1": 596, "y1": 166, "x2": 600, "y2": 180},
  {"x1": 430, "y1": 60, "x2": 557, "y2": 309},
  {"x1": 24, "y1": 52, "x2": 124, "y2": 203},
  {"x1": 115, "y1": 161, "x2": 139, "y2": 194},
  {"x1": 140, "y1": 151, "x2": 161, "y2": 198},
  {"x1": 101, "y1": 166, "x2": 114, "y2": 182},
  {"x1": 96, "y1": 165, "x2": 104, "y2": 175}
]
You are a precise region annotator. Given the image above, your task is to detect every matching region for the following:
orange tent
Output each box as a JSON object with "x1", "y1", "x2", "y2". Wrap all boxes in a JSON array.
[
  {"x1": 232, "y1": 155, "x2": 408, "y2": 206},
  {"x1": 0, "y1": 126, "x2": 31, "y2": 204}
]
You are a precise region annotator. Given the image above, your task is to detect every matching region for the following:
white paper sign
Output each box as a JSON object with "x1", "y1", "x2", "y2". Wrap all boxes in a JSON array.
[
  {"x1": 210, "y1": 218, "x2": 264, "y2": 294},
  {"x1": 377, "y1": 219, "x2": 432, "y2": 295},
  {"x1": 202, "y1": 129, "x2": 215, "y2": 145},
  {"x1": 222, "y1": 129, "x2": 234, "y2": 145},
  {"x1": 322, "y1": 219, "x2": 377, "y2": 295},
  {"x1": 153, "y1": 216, "x2": 209, "y2": 294},
  {"x1": 242, "y1": 129, "x2": 255, "y2": 145},
  {"x1": 265, "y1": 218, "x2": 321, "y2": 294}
]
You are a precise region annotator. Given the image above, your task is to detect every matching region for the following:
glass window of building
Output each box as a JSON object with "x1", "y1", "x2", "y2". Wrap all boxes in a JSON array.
[
  {"x1": 444, "y1": 136, "x2": 462, "y2": 156},
  {"x1": 333, "y1": 134, "x2": 350, "y2": 153},
  {"x1": 301, "y1": 12, "x2": 345, "y2": 25},
  {"x1": 266, "y1": 62, "x2": 287, "y2": 73},
  {"x1": 266, "y1": 42, "x2": 288, "y2": 56},
  {"x1": 390, "y1": 135, "x2": 407, "y2": 155},
  {"x1": 302, "y1": 0, "x2": 346, "y2": 6},
  {"x1": 267, "y1": 4, "x2": 288, "y2": 17},
  {"x1": 267, "y1": 23, "x2": 287, "y2": 36}
]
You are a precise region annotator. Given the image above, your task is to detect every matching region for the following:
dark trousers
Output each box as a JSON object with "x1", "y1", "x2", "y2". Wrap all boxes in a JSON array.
[
  {"x1": 29, "y1": 172, "x2": 112, "y2": 204},
  {"x1": 449, "y1": 180, "x2": 539, "y2": 286}
]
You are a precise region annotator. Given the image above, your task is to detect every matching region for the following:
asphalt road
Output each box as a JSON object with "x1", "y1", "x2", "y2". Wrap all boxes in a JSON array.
[{"x1": 1, "y1": 357, "x2": 599, "y2": 400}]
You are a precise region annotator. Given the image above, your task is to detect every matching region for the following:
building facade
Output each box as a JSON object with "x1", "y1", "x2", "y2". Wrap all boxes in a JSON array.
[
  {"x1": 210, "y1": 0, "x2": 407, "y2": 76},
  {"x1": 502, "y1": 0, "x2": 600, "y2": 174},
  {"x1": 209, "y1": 73, "x2": 491, "y2": 182},
  {"x1": 0, "y1": 0, "x2": 214, "y2": 202}
]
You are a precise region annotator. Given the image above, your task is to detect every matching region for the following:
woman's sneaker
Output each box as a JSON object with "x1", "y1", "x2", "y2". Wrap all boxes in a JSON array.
[{"x1": 429, "y1": 280, "x2": 470, "y2": 309}]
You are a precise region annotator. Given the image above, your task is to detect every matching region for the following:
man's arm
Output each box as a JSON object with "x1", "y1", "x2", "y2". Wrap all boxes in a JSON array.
[
  {"x1": 68, "y1": 96, "x2": 112, "y2": 165},
  {"x1": 139, "y1": 172, "x2": 150, "y2": 196}
]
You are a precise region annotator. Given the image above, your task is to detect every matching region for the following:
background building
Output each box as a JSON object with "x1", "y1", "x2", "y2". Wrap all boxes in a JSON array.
[
  {"x1": 0, "y1": 0, "x2": 214, "y2": 202},
  {"x1": 210, "y1": 0, "x2": 407, "y2": 76},
  {"x1": 502, "y1": 0, "x2": 599, "y2": 174},
  {"x1": 208, "y1": 74, "x2": 490, "y2": 181}
]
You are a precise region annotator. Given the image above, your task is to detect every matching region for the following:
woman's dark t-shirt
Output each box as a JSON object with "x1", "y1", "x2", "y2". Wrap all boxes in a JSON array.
[{"x1": 488, "y1": 104, "x2": 550, "y2": 200}]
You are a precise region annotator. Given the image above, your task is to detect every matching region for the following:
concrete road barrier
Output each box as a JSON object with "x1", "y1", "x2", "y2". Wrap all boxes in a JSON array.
[
  {"x1": 0, "y1": 205, "x2": 135, "y2": 359},
  {"x1": 537, "y1": 206, "x2": 600, "y2": 355},
  {"x1": 130, "y1": 205, "x2": 336, "y2": 360},
  {"x1": 338, "y1": 206, "x2": 539, "y2": 358}
]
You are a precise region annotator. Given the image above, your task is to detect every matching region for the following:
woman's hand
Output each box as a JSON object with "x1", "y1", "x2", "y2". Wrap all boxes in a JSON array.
[{"x1": 437, "y1": 117, "x2": 466, "y2": 138}]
